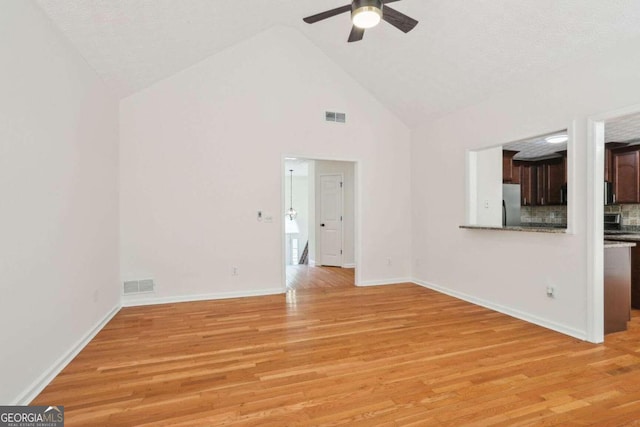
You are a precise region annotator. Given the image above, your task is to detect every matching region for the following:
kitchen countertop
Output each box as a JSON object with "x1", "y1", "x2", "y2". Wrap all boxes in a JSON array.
[
  {"x1": 459, "y1": 225, "x2": 567, "y2": 234},
  {"x1": 604, "y1": 240, "x2": 637, "y2": 248},
  {"x1": 603, "y1": 233, "x2": 640, "y2": 242}
]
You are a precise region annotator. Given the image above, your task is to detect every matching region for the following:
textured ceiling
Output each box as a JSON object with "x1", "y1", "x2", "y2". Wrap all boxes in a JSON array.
[
  {"x1": 36, "y1": 0, "x2": 640, "y2": 127},
  {"x1": 504, "y1": 130, "x2": 567, "y2": 161},
  {"x1": 606, "y1": 112, "x2": 640, "y2": 143}
]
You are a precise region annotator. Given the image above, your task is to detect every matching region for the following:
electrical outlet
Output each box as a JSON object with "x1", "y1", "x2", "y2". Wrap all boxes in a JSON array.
[
  {"x1": 484, "y1": 200, "x2": 490, "y2": 209},
  {"x1": 264, "y1": 214, "x2": 273, "y2": 223},
  {"x1": 257, "y1": 210, "x2": 263, "y2": 221},
  {"x1": 232, "y1": 267, "x2": 239, "y2": 276},
  {"x1": 546, "y1": 286, "x2": 555, "y2": 298},
  {"x1": 387, "y1": 258, "x2": 392, "y2": 266}
]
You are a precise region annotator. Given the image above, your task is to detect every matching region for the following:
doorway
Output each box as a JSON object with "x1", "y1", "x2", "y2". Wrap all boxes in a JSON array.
[
  {"x1": 319, "y1": 173, "x2": 343, "y2": 267},
  {"x1": 589, "y1": 105, "x2": 640, "y2": 343},
  {"x1": 282, "y1": 158, "x2": 357, "y2": 290}
]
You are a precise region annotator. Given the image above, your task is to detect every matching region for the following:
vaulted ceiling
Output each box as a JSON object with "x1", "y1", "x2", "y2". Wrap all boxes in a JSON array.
[{"x1": 37, "y1": 0, "x2": 640, "y2": 127}]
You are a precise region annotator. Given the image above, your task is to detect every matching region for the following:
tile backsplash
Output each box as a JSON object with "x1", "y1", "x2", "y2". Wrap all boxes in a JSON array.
[
  {"x1": 521, "y1": 205, "x2": 567, "y2": 225},
  {"x1": 604, "y1": 204, "x2": 640, "y2": 226}
]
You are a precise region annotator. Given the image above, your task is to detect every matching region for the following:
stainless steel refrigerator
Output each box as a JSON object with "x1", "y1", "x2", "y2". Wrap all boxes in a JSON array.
[{"x1": 502, "y1": 184, "x2": 521, "y2": 226}]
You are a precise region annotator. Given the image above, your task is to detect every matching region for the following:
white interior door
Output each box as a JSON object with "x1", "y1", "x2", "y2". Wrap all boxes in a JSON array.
[{"x1": 320, "y1": 174, "x2": 343, "y2": 267}]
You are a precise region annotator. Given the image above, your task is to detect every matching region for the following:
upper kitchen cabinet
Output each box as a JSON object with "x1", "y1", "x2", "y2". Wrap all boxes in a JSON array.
[
  {"x1": 537, "y1": 158, "x2": 565, "y2": 205},
  {"x1": 612, "y1": 146, "x2": 640, "y2": 203},
  {"x1": 558, "y1": 149, "x2": 568, "y2": 184},
  {"x1": 606, "y1": 143, "x2": 630, "y2": 183},
  {"x1": 513, "y1": 155, "x2": 566, "y2": 206},
  {"x1": 605, "y1": 145, "x2": 613, "y2": 183},
  {"x1": 502, "y1": 150, "x2": 520, "y2": 184},
  {"x1": 518, "y1": 162, "x2": 536, "y2": 206},
  {"x1": 606, "y1": 142, "x2": 629, "y2": 183}
]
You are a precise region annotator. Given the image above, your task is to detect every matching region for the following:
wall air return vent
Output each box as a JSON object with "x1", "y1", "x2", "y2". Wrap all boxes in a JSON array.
[
  {"x1": 325, "y1": 111, "x2": 346, "y2": 123},
  {"x1": 123, "y1": 279, "x2": 155, "y2": 295}
]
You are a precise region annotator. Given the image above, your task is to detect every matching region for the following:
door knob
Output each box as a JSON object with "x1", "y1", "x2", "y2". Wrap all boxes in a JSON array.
[{"x1": 320, "y1": 223, "x2": 325, "y2": 227}]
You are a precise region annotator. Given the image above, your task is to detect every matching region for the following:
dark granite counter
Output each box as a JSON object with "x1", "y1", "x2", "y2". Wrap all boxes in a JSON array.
[
  {"x1": 521, "y1": 222, "x2": 568, "y2": 229},
  {"x1": 459, "y1": 225, "x2": 567, "y2": 234},
  {"x1": 604, "y1": 233, "x2": 640, "y2": 242}
]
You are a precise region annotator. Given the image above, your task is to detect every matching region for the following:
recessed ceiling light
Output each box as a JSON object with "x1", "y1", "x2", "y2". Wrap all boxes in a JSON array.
[{"x1": 545, "y1": 134, "x2": 568, "y2": 144}]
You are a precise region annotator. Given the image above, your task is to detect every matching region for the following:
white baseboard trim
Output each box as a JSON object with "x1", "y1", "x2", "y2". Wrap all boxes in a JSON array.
[
  {"x1": 357, "y1": 277, "x2": 412, "y2": 287},
  {"x1": 412, "y1": 279, "x2": 586, "y2": 341},
  {"x1": 342, "y1": 263, "x2": 356, "y2": 269},
  {"x1": 122, "y1": 287, "x2": 285, "y2": 307},
  {"x1": 13, "y1": 304, "x2": 121, "y2": 405},
  {"x1": 308, "y1": 259, "x2": 316, "y2": 267}
]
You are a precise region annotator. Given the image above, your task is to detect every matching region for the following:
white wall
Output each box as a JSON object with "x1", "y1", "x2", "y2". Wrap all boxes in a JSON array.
[
  {"x1": 0, "y1": 1, "x2": 119, "y2": 404},
  {"x1": 468, "y1": 146, "x2": 502, "y2": 226},
  {"x1": 119, "y1": 25, "x2": 411, "y2": 301},
  {"x1": 315, "y1": 160, "x2": 356, "y2": 267},
  {"x1": 412, "y1": 34, "x2": 640, "y2": 339}
]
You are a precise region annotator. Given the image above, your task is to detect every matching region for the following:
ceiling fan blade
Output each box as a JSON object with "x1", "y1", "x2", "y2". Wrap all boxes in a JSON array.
[
  {"x1": 382, "y1": 6, "x2": 418, "y2": 33},
  {"x1": 348, "y1": 26, "x2": 365, "y2": 43},
  {"x1": 303, "y1": 5, "x2": 351, "y2": 24}
]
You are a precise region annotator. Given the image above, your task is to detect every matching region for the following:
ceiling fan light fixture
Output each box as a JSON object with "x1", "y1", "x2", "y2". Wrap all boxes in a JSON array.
[
  {"x1": 303, "y1": 0, "x2": 418, "y2": 43},
  {"x1": 352, "y1": 0, "x2": 383, "y2": 29}
]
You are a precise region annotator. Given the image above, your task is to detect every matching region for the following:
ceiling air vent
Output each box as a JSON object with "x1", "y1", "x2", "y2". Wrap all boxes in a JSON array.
[
  {"x1": 123, "y1": 279, "x2": 155, "y2": 295},
  {"x1": 325, "y1": 111, "x2": 346, "y2": 123}
]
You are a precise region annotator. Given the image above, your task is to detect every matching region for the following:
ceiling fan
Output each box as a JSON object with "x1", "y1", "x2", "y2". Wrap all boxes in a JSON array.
[{"x1": 303, "y1": 0, "x2": 418, "y2": 43}]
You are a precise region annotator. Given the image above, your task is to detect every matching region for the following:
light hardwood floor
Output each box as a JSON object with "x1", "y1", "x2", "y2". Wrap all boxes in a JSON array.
[
  {"x1": 286, "y1": 265, "x2": 354, "y2": 289},
  {"x1": 33, "y1": 277, "x2": 640, "y2": 426}
]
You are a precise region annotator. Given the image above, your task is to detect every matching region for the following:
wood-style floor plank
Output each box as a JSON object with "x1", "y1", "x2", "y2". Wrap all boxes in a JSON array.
[
  {"x1": 32, "y1": 268, "x2": 640, "y2": 425},
  {"x1": 286, "y1": 265, "x2": 354, "y2": 289}
]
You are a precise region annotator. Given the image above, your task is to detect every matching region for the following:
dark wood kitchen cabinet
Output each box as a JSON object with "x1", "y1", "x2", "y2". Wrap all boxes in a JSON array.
[
  {"x1": 518, "y1": 163, "x2": 536, "y2": 206},
  {"x1": 612, "y1": 147, "x2": 640, "y2": 204},
  {"x1": 502, "y1": 150, "x2": 520, "y2": 184},
  {"x1": 604, "y1": 246, "x2": 632, "y2": 334},
  {"x1": 605, "y1": 145, "x2": 613, "y2": 183},
  {"x1": 535, "y1": 164, "x2": 545, "y2": 205},
  {"x1": 510, "y1": 150, "x2": 566, "y2": 206},
  {"x1": 558, "y1": 150, "x2": 568, "y2": 184},
  {"x1": 536, "y1": 158, "x2": 565, "y2": 205},
  {"x1": 516, "y1": 157, "x2": 565, "y2": 206},
  {"x1": 606, "y1": 142, "x2": 628, "y2": 184}
]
